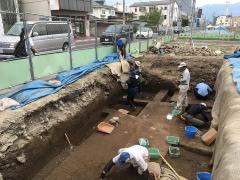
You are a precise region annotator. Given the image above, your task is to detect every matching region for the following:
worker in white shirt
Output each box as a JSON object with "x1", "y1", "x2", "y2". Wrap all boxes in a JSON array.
[
  {"x1": 176, "y1": 62, "x2": 190, "y2": 110},
  {"x1": 99, "y1": 145, "x2": 149, "y2": 180}
]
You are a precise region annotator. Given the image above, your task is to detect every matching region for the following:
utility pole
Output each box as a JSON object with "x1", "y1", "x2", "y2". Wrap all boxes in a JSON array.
[
  {"x1": 190, "y1": 0, "x2": 196, "y2": 35},
  {"x1": 170, "y1": 0, "x2": 174, "y2": 37},
  {"x1": 123, "y1": 0, "x2": 125, "y2": 24}
]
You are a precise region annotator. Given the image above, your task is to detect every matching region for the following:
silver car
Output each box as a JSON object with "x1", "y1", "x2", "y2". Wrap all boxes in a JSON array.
[{"x1": 0, "y1": 21, "x2": 74, "y2": 55}]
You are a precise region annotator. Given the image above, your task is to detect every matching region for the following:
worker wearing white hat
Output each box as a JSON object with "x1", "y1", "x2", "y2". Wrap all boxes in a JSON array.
[{"x1": 176, "y1": 62, "x2": 190, "y2": 110}]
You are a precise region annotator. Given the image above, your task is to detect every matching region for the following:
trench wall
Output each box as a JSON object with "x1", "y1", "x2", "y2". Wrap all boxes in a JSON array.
[{"x1": 211, "y1": 61, "x2": 240, "y2": 180}]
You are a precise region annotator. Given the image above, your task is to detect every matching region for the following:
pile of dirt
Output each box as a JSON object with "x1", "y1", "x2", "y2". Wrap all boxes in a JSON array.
[
  {"x1": 139, "y1": 55, "x2": 223, "y2": 87},
  {"x1": 162, "y1": 45, "x2": 224, "y2": 56}
]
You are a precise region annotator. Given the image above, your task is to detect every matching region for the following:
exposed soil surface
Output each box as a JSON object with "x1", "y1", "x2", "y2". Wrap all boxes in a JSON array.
[{"x1": 0, "y1": 50, "x2": 223, "y2": 180}]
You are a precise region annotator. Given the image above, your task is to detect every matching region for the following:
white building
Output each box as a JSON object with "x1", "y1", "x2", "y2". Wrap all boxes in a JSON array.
[
  {"x1": 216, "y1": 15, "x2": 232, "y2": 27},
  {"x1": 113, "y1": 2, "x2": 130, "y2": 13},
  {"x1": 91, "y1": 1, "x2": 116, "y2": 19},
  {"x1": 129, "y1": 0, "x2": 179, "y2": 27}
]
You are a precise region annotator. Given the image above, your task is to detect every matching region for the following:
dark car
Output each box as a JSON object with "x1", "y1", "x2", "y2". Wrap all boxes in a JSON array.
[{"x1": 100, "y1": 24, "x2": 134, "y2": 44}]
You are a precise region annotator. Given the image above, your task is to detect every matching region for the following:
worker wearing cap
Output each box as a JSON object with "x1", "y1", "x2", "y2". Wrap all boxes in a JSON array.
[
  {"x1": 117, "y1": 38, "x2": 128, "y2": 60},
  {"x1": 194, "y1": 80, "x2": 213, "y2": 100},
  {"x1": 129, "y1": 61, "x2": 142, "y2": 79},
  {"x1": 176, "y1": 62, "x2": 190, "y2": 110},
  {"x1": 127, "y1": 61, "x2": 142, "y2": 109},
  {"x1": 100, "y1": 145, "x2": 149, "y2": 180},
  {"x1": 181, "y1": 103, "x2": 209, "y2": 127}
]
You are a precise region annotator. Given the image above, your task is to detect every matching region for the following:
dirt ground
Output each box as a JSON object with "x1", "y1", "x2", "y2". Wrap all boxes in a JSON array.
[{"x1": 140, "y1": 55, "x2": 223, "y2": 87}]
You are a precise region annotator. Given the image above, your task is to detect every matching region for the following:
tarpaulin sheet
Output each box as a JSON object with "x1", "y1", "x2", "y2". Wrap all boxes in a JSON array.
[
  {"x1": 1, "y1": 53, "x2": 131, "y2": 109},
  {"x1": 224, "y1": 51, "x2": 240, "y2": 59}
]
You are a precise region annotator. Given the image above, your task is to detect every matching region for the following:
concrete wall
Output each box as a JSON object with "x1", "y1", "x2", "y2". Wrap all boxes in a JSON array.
[{"x1": 20, "y1": 0, "x2": 51, "y2": 21}]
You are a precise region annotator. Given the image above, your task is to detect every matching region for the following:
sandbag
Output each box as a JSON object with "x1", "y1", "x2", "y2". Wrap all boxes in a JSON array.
[
  {"x1": 0, "y1": 98, "x2": 19, "y2": 111},
  {"x1": 211, "y1": 60, "x2": 240, "y2": 180}
]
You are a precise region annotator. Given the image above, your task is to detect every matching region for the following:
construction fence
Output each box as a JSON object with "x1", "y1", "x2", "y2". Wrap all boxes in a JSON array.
[
  {"x1": 179, "y1": 26, "x2": 240, "y2": 41},
  {"x1": 0, "y1": 11, "x2": 173, "y2": 91}
]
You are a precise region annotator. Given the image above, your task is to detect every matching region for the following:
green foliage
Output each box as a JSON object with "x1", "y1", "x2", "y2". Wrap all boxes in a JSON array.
[
  {"x1": 173, "y1": 21, "x2": 177, "y2": 27},
  {"x1": 139, "y1": 9, "x2": 163, "y2": 27},
  {"x1": 133, "y1": 25, "x2": 138, "y2": 33},
  {"x1": 181, "y1": 16, "x2": 189, "y2": 27}
]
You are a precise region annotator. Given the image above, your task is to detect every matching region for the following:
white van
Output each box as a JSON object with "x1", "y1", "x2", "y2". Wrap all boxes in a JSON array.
[{"x1": 0, "y1": 21, "x2": 74, "y2": 55}]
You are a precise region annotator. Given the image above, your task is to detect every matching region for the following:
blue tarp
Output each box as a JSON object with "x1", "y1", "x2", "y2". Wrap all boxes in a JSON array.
[
  {"x1": 227, "y1": 57, "x2": 240, "y2": 93},
  {"x1": 229, "y1": 58, "x2": 240, "y2": 67},
  {"x1": 1, "y1": 53, "x2": 131, "y2": 109},
  {"x1": 224, "y1": 51, "x2": 240, "y2": 59}
]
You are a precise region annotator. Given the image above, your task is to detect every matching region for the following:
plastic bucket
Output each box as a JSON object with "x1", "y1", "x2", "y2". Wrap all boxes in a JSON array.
[
  {"x1": 196, "y1": 172, "x2": 212, "y2": 180},
  {"x1": 185, "y1": 126, "x2": 198, "y2": 139}
]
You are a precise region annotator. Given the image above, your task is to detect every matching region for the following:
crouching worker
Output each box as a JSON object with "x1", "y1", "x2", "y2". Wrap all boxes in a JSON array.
[
  {"x1": 100, "y1": 145, "x2": 150, "y2": 180},
  {"x1": 180, "y1": 103, "x2": 209, "y2": 127},
  {"x1": 194, "y1": 80, "x2": 213, "y2": 100},
  {"x1": 117, "y1": 38, "x2": 128, "y2": 60}
]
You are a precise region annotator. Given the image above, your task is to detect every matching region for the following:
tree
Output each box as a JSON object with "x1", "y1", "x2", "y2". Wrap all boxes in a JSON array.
[
  {"x1": 181, "y1": 16, "x2": 189, "y2": 27},
  {"x1": 139, "y1": 9, "x2": 164, "y2": 27}
]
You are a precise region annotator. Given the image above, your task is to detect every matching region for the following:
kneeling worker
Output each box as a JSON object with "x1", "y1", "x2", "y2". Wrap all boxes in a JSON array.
[
  {"x1": 100, "y1": 145, "x2": 149, "y2": 180},
  {"x1": 181, "y1": 103, "x2": 209, "y2": 127},
  {"x1": 194, "y1": 81, "x2": 213, "y2": 100},
  {"x1": 117, "y1": 37, "x2": 128, "y2": 60}
]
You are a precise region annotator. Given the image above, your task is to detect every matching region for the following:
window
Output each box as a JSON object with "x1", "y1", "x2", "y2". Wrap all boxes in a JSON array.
[
  {"x1": 164, "y1": 15, "x2": 167, "y2": 20},
  {"x1": 102, "y1": 9, "x2": 105, "y2": 14},
  {"x1": 135, "y1": 8, "x2": 137, "y2": 12},
  {"x1": 32, "y1": 24, "x2": 47, "y2": 36},
  {"x1": 47, "y1": 24, "x2": 68, "y2": 35},
  {"x1": 139, "y1": 7, "x2": 146, "y2": 12},
  {"x1": 164, "y1": 6, "x2": 167, "y2": 10},
  {"x1": 111, "y1": 10, "x2": 115, "y2": 16}
]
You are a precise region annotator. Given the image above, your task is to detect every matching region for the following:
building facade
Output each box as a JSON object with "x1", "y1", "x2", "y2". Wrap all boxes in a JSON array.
[
  {"x1": 0, "y1": 0, "x2": 19, "y2": 34},
  {"x1": 113, "y1": 2, "x2": 130, "y2": 13},
  {"x1": 18, "y1": 0, "x2": 91, "y2": 36},
  {"x1": 216, "y1": 15, "x2": 232, "y2": 27},
  {"x1": 129, "y1": 0, "x2": 179, "y2": 27},
  {"x1": 91, "y1": 1, "x2": 115, "y2": 19},
  {"x1": 232, "y1": 16, "x2": 240, "y2": 28}
]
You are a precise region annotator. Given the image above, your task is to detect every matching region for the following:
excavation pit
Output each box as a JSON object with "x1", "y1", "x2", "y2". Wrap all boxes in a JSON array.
[{"x1": 0, "y1": 54, "x2": 223, "y2": 180}]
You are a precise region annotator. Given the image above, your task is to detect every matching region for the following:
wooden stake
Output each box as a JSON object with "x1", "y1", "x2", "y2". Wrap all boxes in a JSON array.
[
  {"x1": 160, "y1": 153, "x2": 184, "y2": 180},
  {"x1": 64, "y1": 133, "x2": 73, "y2": 150}
]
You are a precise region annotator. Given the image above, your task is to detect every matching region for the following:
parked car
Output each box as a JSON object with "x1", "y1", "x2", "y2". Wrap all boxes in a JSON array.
[
  {"x1": 158, "y1": 28, "x2": 166, "y2": 35},
  {"x1": 136, "y1": 27, "x2": 153, "y2": 39},
  {"x1": 100, "y1": 24, "x2": 134, "y2": 44},
  {"x1": 0, "y1": 21, "x2": 74, "y2": 55}
]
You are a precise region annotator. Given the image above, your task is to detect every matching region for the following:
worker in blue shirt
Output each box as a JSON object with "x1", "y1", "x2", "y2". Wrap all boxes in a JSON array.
[
  {"x1": 194, "y1": 80, "x2": 213, "y2": 100},
  {"x1": 117, "y1": 38, "x2": 128, "y2": 59}
]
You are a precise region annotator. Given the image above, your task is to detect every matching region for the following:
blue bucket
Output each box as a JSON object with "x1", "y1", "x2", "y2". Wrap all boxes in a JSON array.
[
  {"x1": 185, "y1": 126, "x2": 198, "y2": 138},
  {"x1": 196, "y1": 172, "x2": 212, "y2": 180}
]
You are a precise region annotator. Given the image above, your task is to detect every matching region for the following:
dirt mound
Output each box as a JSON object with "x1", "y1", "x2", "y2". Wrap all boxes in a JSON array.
[
  {"x1": 162, "y1": 45, "x2": 224, "y2": 56},
  {"x1": 140, "y1": 55, "x2": 223, "y2": 87}
]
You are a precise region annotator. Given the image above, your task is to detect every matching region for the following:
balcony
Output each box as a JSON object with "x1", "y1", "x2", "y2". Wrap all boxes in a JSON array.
[{"x1": 59, "y1": 0, "x2": 91, "y2": 12}]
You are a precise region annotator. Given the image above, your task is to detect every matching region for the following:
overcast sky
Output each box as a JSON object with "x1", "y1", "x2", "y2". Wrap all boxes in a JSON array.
[
  {"x1": 106, "y1": 0, "x2": 240, "y2": 7},
  {"x1": 197, "y1": 0, "x2": 240, "y2": 7}
]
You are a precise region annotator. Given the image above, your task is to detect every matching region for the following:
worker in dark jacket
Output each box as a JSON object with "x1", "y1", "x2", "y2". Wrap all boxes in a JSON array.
[
  {"x1": 117, "y1": 38, "x2": 128, "y2": 59},
  {"x1": 181, "y1": 103, "x2": 209, "y2": 127},
  {"x1": 14, "y1": 28, "x2": 37, "y2": 58},
  {"x1": 126, "y1": 76, "x2": 140, "y2": 109},
  {"x1": 100, "y1": 145, "x2": 149, "y2": 180}
]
